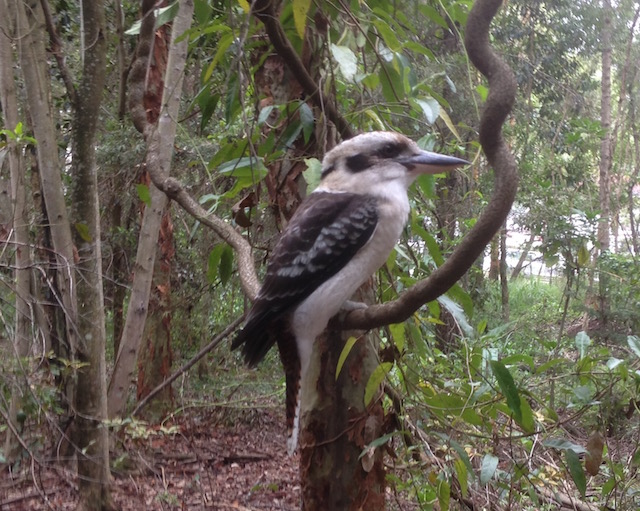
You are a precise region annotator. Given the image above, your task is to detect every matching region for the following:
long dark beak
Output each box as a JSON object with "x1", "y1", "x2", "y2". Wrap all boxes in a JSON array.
[{"x1": 397, "y1": 150, "x2": 468, "y2": 174}]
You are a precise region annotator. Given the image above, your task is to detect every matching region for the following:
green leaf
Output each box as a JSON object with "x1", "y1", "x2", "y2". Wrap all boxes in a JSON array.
[
  {"x1": 606, "y1": 357, "x2": 624, "y2": 370},
  {"x1": 543, "y1": 438, "x2": 587, "y2": 454},
  {"x1": 439, "y1": 109, "x2": 462, "y2": 142},
  {"x1": 418, "y1": 5, "x2": 449, "y2": 29},
  {"x1": 197, "y1": 89, "x2": 219, "y2": 132},
  {"x1": 361, "y1": 74, "x2": 380, "y2": 90},
  {"x1": 565, "y1": 449, "x2": 586, "y2": 498},
  {"x1": 74, "y1": 223, "x2": 92, "y2": 243},
  {"x1": 627, "y1": 335, "x2": 640, "y2": 359},
  {"x1": 204, "y1": 32, "x2": 235, "y2": 82},
  {"x1": 438, "y1": 295, "x2": 473, "y2": 337},
  {"x1": 194, "y1": 0, "x2": 212, "y2": 25},
  {"x1": 518, "y1": 395, "x2": 536, "y2": 434},
  {"x1": 336, "y1": 336, "x2": 359, "y2": 380},
  {"x1": 447, "y1": 284, "x2": 473, "y2": 319},
  {"x1": 299, "y1": 102, "x2": 314, "y2": 144},
  {"x1": 373, "y1": 20, "x2": 401, "y2": 51},
  {"x1": 601, "y1": 475, "x2": 616, "y2": 496},
  {"x1": 358, "y1": 432, "x2": 395, "y2": 459},
  {"x1": 437, "y1": 478, "x2": 450, "y2": 511},
  {"x1": 302, "y1": 158, "x2": 322, "y2": 194},
  {"x1": 293, "y1": 0, "x2": 311, "y2": 38},
  {"x1": 258, "y1": 105, "x2": 277, "y2": 125},
  {"x1": 364, "y1": 362, "x2": 393, "y2": 407},
  {"x1": 454, "y1": 457, "x2": 468, "y2": 498},
  {"x1": 433, "y1": 433, "x2": 474, "y2": 474},
  {"x1": 389, "y1": 323, "x2": 405, "y2": 353},
  {"x1": 412, "y1": 97, "x2": 440, "y2": 124},
  {"x1": 207, "y1": 245, "x2": 225, "y2": 284},
  {"x1": 476, "y1": 84, "x2": 489, "y2": 102},
  {"x1": 218, "y1": 156, "x2": 267, "y2": 179},
  {"x1": 219, "y1": 244, "x2": 233, "y2": 285},
  {"x1": 403, "y1": 41, "x2": 435, "y2": 60},
  {"x1": 136, "y1": 184, "x2": 152, "y2": 207},
  {"x1": 535, "y1": 357, "x2": 568, "y2": 374},
  {"x1": 575, "y1": 331, "x2": 591, "y2": 359},
  {"x1": 224, "y1": 76, "x2": 241, "y2": 123},
  {"x1": 577, "y1": 243, "x2": 590, "y2": 267},
  {"x1": 419, "y1": 229, "x2": 445, "y2": 266},
  {"x1": 279, "y1": 119, "x2": 304, "y2": 150},
  {"x1": 501, "y1": 354, "x2": 534, "y2": 372},
  {"x1": 330, "y1": 44, "x2": 357, "y2": 82},
  {"x1": 490, "y1": 360, "x2": 522, "y2": 423},
  {"x1": 379, "y1": 60, "x2": 404, "y2": 102},
  {"x1": 237, "y1": 0, "x2": 250, "y2": 13},
  {"x1": 480, "y1": 454, "x2": 498, "y2": 484}
]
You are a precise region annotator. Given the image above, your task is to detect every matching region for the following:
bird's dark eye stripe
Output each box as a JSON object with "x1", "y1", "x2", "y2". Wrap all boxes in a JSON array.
[
  {"x1": 376, "y1": 142, "x2": 403, "y2": 159},
  {"x1": 321, "y1": 164, "x2": 336, "y2": 178},
  {"x1": 345, "y1": 153, "x2": 371, "y2": 173}
]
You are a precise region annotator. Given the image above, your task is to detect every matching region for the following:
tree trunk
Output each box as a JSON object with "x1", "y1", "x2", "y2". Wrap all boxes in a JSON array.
[
  {"x1": 488, "y1": 236, "x2": 499, "y2": 280},
  {"x1": 0, "y1": 0, "x2": 33, "y2": 462},
  {"x1": 629, "y1": 74, "x2": 640, "y2": 256},
  {"x1": 300, "y1": 327, "x2": 386, "y2": 510},
  {"x1": 510, "y1": 231, "x2": 535, "y2": 279},
  {"x1": 500, "y1": 224, "x2": 510, "y2": 322},
  {"x1": 69, "y1": 1, "x2": 114, "y2": 508},
  {"x1": 107, "y1": 183, "x2": 169, "y2": 416},
  {"x1": 597, "y1": 0, "x2": 612, "y2": 323},
  {"x1": 107, "y1": 0, "x2": 193, "y2": 418},
  {"x1": 136, "y1": 209, "x2": 174, "y2": 419},
  {"x1": 15, "y1": 0, "x2": 78, "y2": 454}
]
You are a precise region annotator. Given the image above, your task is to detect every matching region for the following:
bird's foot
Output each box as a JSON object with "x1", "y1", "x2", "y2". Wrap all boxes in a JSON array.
[
  {"x1": 341, "y1": 300, "x2": 368, "y2": 311},
  {"x1": 335, "y1": 300, "x2": 368, "y2": 323}
]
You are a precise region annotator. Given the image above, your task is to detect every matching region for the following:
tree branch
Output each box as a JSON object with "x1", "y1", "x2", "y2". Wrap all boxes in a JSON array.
[
  {"x1": 251, "y1": 0, "x2": 354, "y2": 139},
  {"x1": 342, "y1": 0, "x2": 518, "y2": 330},
  {"x1": 39, "y1": 0, "x2": 77, "y2": 105},
  {"x1": 131, "y1": 315, "x2": 245, "y2": 416},
  {"x1": 153, "y1": 176, "x2": 260, "y2": 300},
  {"x1": 133, "y1": 1, "x2": 260, "y2": 301},
  {"x1": 128, "y1": 0, "x2": 157, "y2": 137}
]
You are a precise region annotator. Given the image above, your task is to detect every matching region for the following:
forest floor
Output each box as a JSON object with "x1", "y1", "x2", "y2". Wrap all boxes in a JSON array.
[
  {"x1": 2, "y1": 402, "x2": 302, "y2": 510},
  {"x1": 1, "y1": 371, "x2": 419, "y2": 511}
]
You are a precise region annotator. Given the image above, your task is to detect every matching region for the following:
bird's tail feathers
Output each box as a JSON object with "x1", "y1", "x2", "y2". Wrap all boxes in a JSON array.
[
  {"x1": 231, "y1": 313, "x2": 277, "y2": 366},
  {"x1": 277, "y1": 330, "x2": 301, "y2": 455}
]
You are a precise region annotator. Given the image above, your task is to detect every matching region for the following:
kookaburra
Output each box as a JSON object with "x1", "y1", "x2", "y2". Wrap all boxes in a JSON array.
[{"x1": 232, "y1": 131, "x2": 467, "y2": 453}]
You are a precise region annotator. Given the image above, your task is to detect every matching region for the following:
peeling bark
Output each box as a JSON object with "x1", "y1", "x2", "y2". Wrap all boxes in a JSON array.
[
  {"x1": 0, "y1": 0, "x2": 33, "y2": 463},
  {"x1": 107, "y1": 0, "x2": 193, "y2": 418}
]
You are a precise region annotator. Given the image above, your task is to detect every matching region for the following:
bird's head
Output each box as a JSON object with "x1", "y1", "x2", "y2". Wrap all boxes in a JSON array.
[{"x1": 317, "y1": 131, "x2": 467, "y2": 195}]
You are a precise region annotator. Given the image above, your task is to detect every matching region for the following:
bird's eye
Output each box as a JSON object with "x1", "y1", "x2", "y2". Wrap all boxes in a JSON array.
[{"x1": 378, "y1": 143, "x2": 401, "y2": 159}]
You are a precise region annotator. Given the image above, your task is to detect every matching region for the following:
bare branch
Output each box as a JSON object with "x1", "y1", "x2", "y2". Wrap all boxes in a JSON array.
[
  {"x1": 131, "y1": 315, "x2": 245, "y2": 417},
  {"x1": 151, "y1": 176, "x2": 260, "y2": 300},
  {"x1": 39, "y1": 0, "x2": 77, "y2": 105},
  {"x1": 252, "y1": 0, "x2": 354, "y2": 140}
]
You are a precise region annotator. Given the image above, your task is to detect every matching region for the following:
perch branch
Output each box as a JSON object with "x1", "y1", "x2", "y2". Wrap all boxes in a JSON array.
[{"x1": 342, "y1": 0, "x2": 518, "y2": 330}]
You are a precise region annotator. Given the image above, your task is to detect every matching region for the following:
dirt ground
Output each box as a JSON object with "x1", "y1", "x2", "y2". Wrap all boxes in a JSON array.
[{"x1": 1, "y1": 406, "x2": 303, "y2": 511}]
